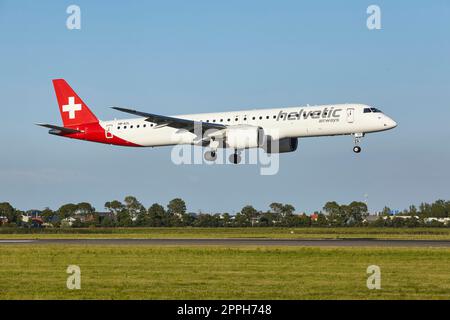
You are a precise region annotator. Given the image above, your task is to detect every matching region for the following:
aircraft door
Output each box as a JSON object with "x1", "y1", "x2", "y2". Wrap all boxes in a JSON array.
[
  {"x1": 105, "y1": 124, "x2": 113, "y2": 139},
  {"x1": 346, "y1": 108, "x2": 355, "y2": 123}
]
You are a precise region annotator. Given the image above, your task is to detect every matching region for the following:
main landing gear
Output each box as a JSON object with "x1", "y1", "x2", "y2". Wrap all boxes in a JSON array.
[
  {"x1": 204, "y1": 150, "x2": 217, "y2": 161},
  {"x1": 204, "y1": 150, "x2": 242, "y2": 164},
  {"x1": 203, "y1": 137, "x2": 242, "y2": 164},
  {"x1": 204, "y1": 137, "x2": 219, "y2": 162},
  {"x1": 229, "y1": 151, "x2": 241, "y2": 164},
  {"x1": 352, "y1": 133, "x2": 364, "y2": 153}
]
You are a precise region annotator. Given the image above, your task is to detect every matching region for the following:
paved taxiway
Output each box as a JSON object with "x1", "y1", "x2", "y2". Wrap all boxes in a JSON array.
[{"x1": 1, "y1": 238, "x2": 450, "y2": 247}]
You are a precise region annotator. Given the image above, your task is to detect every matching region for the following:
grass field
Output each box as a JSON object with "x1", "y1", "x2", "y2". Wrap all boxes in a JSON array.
[
  {"x1": 1, "y1": 245, "x2": 449, "y2": 299},
  {"x1": 1, "y1": 227, "x2": 450, "y2": 240}
]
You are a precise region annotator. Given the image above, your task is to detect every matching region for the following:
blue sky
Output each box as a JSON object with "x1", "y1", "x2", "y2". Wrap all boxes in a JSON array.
[{"x1": 0, "y1": 1, "x2": 449, "y2": 214}]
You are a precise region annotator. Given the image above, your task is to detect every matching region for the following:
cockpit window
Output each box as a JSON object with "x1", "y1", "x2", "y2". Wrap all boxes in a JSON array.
[
  {"x1": 370, "y1": 108, "x2": 382, "y2": 113},
  {"x1": 364, "y1": 108, "x2": 372, "y2": 113}
]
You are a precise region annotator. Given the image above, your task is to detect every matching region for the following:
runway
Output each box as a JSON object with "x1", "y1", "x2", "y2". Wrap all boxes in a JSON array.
[{"x1": 1, "y1": 238, "x2": 450, "y2": 247}]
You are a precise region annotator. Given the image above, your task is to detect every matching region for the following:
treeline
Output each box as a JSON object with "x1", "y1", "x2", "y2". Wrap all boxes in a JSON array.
[{"x1": 0, "y1": 198, "x2": 450, "y2": 228}]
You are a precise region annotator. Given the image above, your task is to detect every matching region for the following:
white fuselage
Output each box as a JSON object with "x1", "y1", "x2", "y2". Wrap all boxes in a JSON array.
[{"x1": 99, "y1": 103, "x2": 397, "y2": 147}]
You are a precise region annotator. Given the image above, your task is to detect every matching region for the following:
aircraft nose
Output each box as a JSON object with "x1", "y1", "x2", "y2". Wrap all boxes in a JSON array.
[{"x1": 384, "y1": 117, "x2": 397, "y2": 129}]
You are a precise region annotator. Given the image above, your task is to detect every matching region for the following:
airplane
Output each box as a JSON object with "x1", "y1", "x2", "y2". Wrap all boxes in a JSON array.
[{"x1": 37, "y1": 79, "x2": 397, "y2": 164}]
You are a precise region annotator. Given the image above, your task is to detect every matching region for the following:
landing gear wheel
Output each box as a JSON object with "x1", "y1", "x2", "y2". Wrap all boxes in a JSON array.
[
  {"x1": 204, "y1": 151, "x2": 217, "y2": 161},
  {"x1": 229, "y1": 153, "x2": 241, "y2": 164},
  {"x1": 353, "y1": 146, "x2": 361, "y2": 153}
]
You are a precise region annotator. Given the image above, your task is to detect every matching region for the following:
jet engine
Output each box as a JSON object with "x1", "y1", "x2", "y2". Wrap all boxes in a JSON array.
[
  {"x1": 225, "y1": 126, "x2": 264, "y2": 149},
  {"x1": 264, "y1": 137, "x2": 298, "y2": 153}
]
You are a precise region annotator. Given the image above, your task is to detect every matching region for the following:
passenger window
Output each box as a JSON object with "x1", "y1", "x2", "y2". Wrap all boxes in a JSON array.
[
  {"x1": 252, "y1": 117, "x2": 255, "y2": 120},
  {"x1": 118, "y1": 127, "x2": 121, "y2": 129},
  {"x1": 227, "y1": 119, "x2": 230, "y2": 122},
  {"x1": 259, "y1": 116, "x2": 262, "y2": 120},
  {"x1": 273, "y1": 115, "x2": 276, "y2": 119}
]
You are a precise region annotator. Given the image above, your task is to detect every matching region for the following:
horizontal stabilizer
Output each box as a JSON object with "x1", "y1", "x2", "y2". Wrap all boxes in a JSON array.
[{"x1": 35, "y1": 123, "x2": 82, "y2": 134}]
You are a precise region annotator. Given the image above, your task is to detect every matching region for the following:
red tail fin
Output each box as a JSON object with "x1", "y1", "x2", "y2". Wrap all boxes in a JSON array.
[{"x1": 52, "y1": 79, "x2": 98, "y2": 127}]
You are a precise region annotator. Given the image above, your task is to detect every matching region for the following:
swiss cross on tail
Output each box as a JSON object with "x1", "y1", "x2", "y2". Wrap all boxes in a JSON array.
[
  {"x1": 52, "y1": 79, "x2": 98, "y2": 127},
  {"x1": 62, "y1": 97, "x2": 82, "y2": 119}
]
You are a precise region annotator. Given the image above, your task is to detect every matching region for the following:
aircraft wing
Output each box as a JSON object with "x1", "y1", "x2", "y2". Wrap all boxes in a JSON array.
[{"x1": 111, "y1": 107, "x2": 226, "y2": 133}]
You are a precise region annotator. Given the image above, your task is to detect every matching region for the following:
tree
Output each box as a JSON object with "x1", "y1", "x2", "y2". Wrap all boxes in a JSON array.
[
  {"x1": 283, "y1": 204, "x2": 295, "y2": 216},
  {"x1": 167, "y1": 198, "x2": 187, "y2": 216},
  {"x1": 234, "y1": 212, "x2": 250, "y2": 227},
  {"x1": 280, "y1": 212, "x2": 305, "y2": 226},
  {"x1": 312, "y1": 213, "x2": 328, "y2": 226},
  {"x1": 323, "y1": 201, "x2": 344, "y2": 226},
  {"x1": 148, "y1": 203, "x2": 167, "y2": 227},
  {"x1": 381, "y1": 206, "x2": 392, "y2": 216},
  {"x1": 104, "y1": 200, "x2": 129, "y2": 226},
  {"x1": 259, "y1": 211, "x2": 278, "y2": 227},
  {"x1": 408, "y1": 205, "x2": 418, "y2": 216},
  {"x1": 104, "y1": 200, "x2": 125, "y2": 215},
  {"x1": 195, "y1": 214, "x2": 221, "y2": 227},
  {"x1": 180, "y1": 213, "x2": 196, "y2": 227},
  {"x1": 269, "y1": 202, "x2": 283, "y2": 214},
  {"x1": 41, "y1": 207, "x2": 56, "y2": 223},
  {"x1": 323, "y1": 201, "x2": 367, "y2": 226},
  {"x1": 405, "y1": 216, "x2": 420, "y2": 228},
  {"x1": 166, "y1": 198, "x2": 187, "y2": 226},
  {"x1": 124, "y1": 196, "x2": 146, "y2": 222},
  {"x1": 100, "y1": 215, "x2": 115, "y2": 227},
  {"x1": 240, "y1": 205, "x2": 259, "y2": 226},
  {"x1": 269, "y1": 202, "x2": 295, "y2": 218},
  {"x1": 116, "y1": 211, "x2": 133, "y2": 227},
  {"x1": 346, "y1": 201, "x2": 368, "y2": 225},
  {"x1": 221, "y1": 213, "x2": 232, "y2": 227},
  {"x1": 76, "y1": 202, "x2": 95, "y2": 215},
  {"x1": 372, "y1": 217, "x2": 388, "y2": 227},
  {"x1": 0, "y1": 202, "x2": 19, "y2": 224},
  {"x1": 419, "y1": 202, "x2": 432, "y2": 217},
  {"x1": 298, "y1": 214, "x2": 312, "y2": 227},
  {"x1": 57, "y1": 203, "x2": 78, "y2": 219},
  {"x1": 430, "y1": 200, "x2": 448, "y2": 218}
]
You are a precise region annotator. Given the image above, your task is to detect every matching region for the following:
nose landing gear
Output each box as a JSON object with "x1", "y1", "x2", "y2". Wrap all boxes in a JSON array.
[{"x1": 352, "y1": 133, "x2": 364, "y2": 154}]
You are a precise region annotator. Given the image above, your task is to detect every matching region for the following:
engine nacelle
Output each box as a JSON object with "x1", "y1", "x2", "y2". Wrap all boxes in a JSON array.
[
  {"x1": 225, "y1": 126, "x2": 264, "y2": 149},
  {"x1": 264, "y1": 137, "x2": 298, "y2": 153}
]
